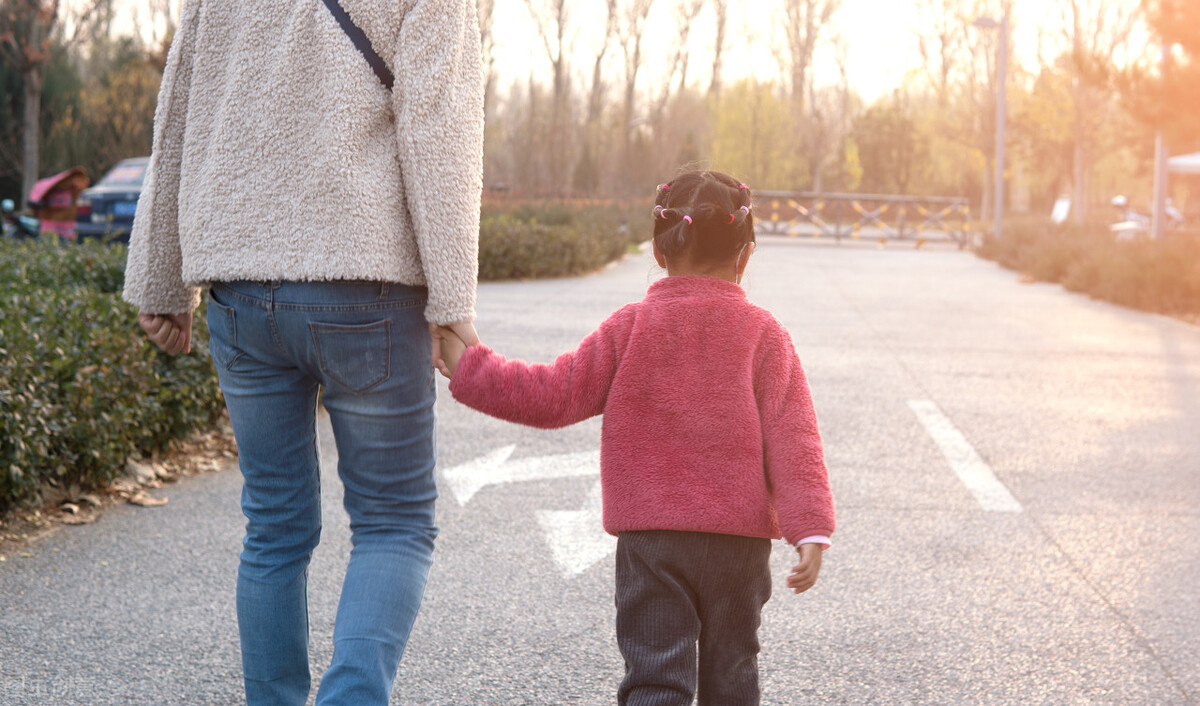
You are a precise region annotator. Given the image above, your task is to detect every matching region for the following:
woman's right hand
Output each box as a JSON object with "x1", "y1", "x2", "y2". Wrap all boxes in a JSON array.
[
  {"x1": 443, "y1": 321, "x2": 480, "y2": 347},
  {"x1": 138, "y1": 312, "x2": 193, "y2": 355}
]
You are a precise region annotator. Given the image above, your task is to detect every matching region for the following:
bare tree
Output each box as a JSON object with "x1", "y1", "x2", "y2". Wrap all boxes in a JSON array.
[
  {"x1": 773, "y1": 0, "x2": 841, "y2": 189},
  {"x1": 524, "y1": 0, "x2": 573, "y2": 194},
  {"x1": 0, "y1": 0, "x2": 100, "y2": 206},
  {"x1": 708, "y1": 0, "x2": 727, "y2": 98},
  {"x1": 1060, "y1": 0, "x2": 1139, "y2": 222},
  {"x1": 586, "y1": 0, "x2": 618, "y2": 125},
  {"x1": 912, "y1": 0, "x2": 1009, "y2": 218},
  {"x1": 618, "y1": 0, "x2": 656, "y2": 191},
  {"x1": 147, "y1": 0, "x2": 174, "y2": 46},
  {"x1": 477, "y1": 0, "x2": 497, "y2": 114},
  {"x1": 651, "y1": 0, "x2": 705, "y2": 123},
  {"x1": 808, "y1": 33, "x2": 858, "y2": 192},
  {"x1": 776, "y1": 0, "x2": 840, "y2": 116},
  {"x1": 916, "y1": 0, "x2": 970, "y2": 104}
]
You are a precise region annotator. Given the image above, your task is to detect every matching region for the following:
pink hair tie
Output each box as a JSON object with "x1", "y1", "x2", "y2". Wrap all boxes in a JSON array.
[
  {"x1": 659, "y1": 183, "x2": 671, "y2": 191},
  {"x1": 738, "y1": 184, "x2": 748, "y2": 190},
  {"x1": 740, "y1": 205, "x2": 751, "y2": 214},
  {"x1": 683, "y1": 216, "x2": 692, "y2": 225}
]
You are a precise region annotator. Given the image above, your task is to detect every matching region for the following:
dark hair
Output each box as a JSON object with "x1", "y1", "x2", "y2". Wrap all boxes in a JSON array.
[{"x1": 652, "y1": 170, "x2": 755, "y2": 266}]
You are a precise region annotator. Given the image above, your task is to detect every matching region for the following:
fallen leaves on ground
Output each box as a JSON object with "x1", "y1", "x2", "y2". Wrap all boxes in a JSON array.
[
  {"x1": 0, "y1": 415, "x2": 236, "y2": 553},
  {"x1": 127, "y1": 493, "x2": 169, "y2": 508}
]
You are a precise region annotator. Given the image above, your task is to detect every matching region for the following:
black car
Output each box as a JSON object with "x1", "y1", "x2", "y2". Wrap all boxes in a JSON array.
[{"x1": 76, "y1": 157, "x2": 149, "y2": 243}]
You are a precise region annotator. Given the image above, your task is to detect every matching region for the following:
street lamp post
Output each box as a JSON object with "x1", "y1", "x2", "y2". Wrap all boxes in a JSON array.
[{"x1": 973, "y1": 12, "x2": 1008, "y2": 240}]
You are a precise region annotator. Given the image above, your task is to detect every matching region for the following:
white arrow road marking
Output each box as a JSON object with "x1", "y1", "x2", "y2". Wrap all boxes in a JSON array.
[
  {"x1": 442, "y1": 446, "x2": 601, "y2": 506},
  {"x1": 537, "y1": 481, "x2": 616, "y2": 576},
  {"x1": 908, "y1": 400, "x2": 1023, "y2": 513}
]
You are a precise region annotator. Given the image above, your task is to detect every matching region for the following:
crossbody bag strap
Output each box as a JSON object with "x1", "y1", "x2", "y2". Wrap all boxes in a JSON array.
[{"x1": 319, "y1": 0, "x2": 395, "y2": 91}]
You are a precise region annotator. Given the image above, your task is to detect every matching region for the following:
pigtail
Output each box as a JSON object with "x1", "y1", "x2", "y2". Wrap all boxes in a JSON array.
[
  {"x1": 653, "y1": 200, "x2": 692, "y2": 259},
  {"x1": 651, "y1": 171, "x2": 755, "y2": 265}
]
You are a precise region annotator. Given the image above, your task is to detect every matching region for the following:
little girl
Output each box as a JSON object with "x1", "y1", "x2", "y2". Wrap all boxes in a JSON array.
[{"x1": 437, "y1": 170, "x2": 834, "y2": 706}]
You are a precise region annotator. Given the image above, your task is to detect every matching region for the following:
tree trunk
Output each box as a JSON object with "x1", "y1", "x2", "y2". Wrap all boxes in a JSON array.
[
  {"x1": 1071, "y1": 101, "x2": 1086, "y2": 224},
  {"x1": 21, "y1": 66, "x2": 42, "y2": 208},
  {"x1": 708, "y1": 0, "x2": 727, "y2": 98},
  {"x1": 981, "y1": 156, "x2": 993, "y2": 224}
]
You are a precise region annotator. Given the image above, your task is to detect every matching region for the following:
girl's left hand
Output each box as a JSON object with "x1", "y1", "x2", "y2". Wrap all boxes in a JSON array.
[{"x1": 787, "y1": 543, "x2": 823, "y2": 594}]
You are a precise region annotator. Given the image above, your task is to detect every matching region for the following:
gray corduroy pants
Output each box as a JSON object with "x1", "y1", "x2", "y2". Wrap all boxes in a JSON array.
[{"x1": 615, "y1": 530, "x2": 773, "y2": 706}]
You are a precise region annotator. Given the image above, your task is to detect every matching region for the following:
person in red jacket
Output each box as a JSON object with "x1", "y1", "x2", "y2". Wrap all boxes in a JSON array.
[{"x1": 436, "y1": 170, "x2": 835, "y2": 706}]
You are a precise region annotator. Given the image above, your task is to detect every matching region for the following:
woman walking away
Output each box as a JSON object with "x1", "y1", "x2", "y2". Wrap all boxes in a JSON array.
[
  {"x1": 435, "y1": 170, "x2": 835, "y2": 706},
  {"x1": 123, "y1": 1, "x2": 484, "y2": 704}
]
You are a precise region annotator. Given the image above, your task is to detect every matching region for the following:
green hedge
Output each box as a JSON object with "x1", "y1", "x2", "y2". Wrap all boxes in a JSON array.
[
  {"x1": 0, "y1": 238, "x2": 223, "y2": 509},
  {"x1": 479, "y1": 201, "x2": 646, "y2": 280},
  {"x1": 976, "y1": 219, "x2": 1200, "y2": 317}
]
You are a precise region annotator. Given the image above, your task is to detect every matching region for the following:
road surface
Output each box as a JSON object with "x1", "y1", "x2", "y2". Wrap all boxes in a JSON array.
[{"x1": 1, "y1": 239, "x2": 1197, "y2": 705}]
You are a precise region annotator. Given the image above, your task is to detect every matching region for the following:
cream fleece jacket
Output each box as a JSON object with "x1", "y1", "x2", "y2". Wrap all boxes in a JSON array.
[{"x1": 123, "y1": 0, "x2": 484, "y2": 325}]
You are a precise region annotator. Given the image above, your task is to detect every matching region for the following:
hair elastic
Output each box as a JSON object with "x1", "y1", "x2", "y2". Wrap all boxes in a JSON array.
[
  {"x1": 740, "y1": 205, "x2": 751, "y2": 214},
  {"x1": 738, "y1": 184, "x2": 748, "y2": 190},
  {"x1": 659, "y1": 183, "x2": 671, "y2": 191},
  {"x1": 727, "y1": 213, "x2": 735, "y2": 224},
  {"x1": 683, "y1": 215, "x2": 692, "y2": 225}
]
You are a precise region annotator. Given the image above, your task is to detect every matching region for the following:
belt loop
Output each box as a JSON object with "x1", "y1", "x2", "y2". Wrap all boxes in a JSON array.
[{"x1": 379, "y1": 282, "x2": 389, "y2": 300}]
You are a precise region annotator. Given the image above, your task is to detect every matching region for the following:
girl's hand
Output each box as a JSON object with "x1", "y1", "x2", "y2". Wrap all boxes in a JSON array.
[
  {"x1": 138, "y1": 312, "x2": 193, "y2": 355},
  {"x1": 787, "y1": 543, "x2": 823, "y2": 594},
  {"x1": 433, "y1": 326, "x2": 469, "y2": 378},
  {"x1": 431, "y1": 321, "x2": 479, "y2": 378}
]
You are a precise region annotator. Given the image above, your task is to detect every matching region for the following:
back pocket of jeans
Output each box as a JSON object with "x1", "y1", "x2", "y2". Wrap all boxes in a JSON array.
[
  {"x1": 207, "y1": 287, "x2": 244, "y2": 371},
  {"x1": 310, "y1": 320, "x2": 391, "y2": 393}
]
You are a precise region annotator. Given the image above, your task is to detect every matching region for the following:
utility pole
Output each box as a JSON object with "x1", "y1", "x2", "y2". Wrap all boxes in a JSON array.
[
  {"x1": 973, "y1": 11, "x2": 1008, "y2": 240},
  {"x1": 1150, "y1": 43, "x2": 1170, "y2": 240}
]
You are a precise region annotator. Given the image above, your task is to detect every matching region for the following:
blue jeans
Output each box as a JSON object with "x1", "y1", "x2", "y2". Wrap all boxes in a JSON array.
[{"x1": 207, "y1": 280, "x2": 439, "y2": 706}]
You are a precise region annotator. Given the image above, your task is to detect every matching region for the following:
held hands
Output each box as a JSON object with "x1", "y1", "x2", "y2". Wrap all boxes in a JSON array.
[
  {"x1": 430, "y1": 320, "x2": 480, "y2": 378},
  {"x1": 787, "y1": 543, "x2": 823, "y2": 594},
  {"x1": 138, "y1": 312, "x2": 193, "y2": 355}
]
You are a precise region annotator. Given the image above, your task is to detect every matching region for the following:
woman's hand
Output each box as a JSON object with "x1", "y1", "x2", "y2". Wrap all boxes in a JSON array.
[{"x1": 138, "y1": 312, "x2": 193, "y2": 355}]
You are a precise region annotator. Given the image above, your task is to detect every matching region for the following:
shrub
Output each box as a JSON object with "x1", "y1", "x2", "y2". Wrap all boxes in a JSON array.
[
  {"x1": 479, "y1": 201, "x2": 647, "y2": 280},
  {"x1": 0, "y1": 239, "x2": 223, "y2": 509},
  {"x1": 977, "y1": 218, "x2": 1200, "y2": 317}
]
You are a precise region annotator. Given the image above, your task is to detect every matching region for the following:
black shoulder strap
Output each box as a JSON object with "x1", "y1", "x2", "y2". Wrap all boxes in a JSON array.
[{"x1": 320, "y1": 0, "x2": 395, "y2": 91}]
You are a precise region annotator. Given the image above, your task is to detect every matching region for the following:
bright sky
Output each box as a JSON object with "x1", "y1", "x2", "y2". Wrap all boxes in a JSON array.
[
  {"x1": 489, "y1": 0, "x2": 1145, "y2": 103},
  {"x1": 489, "y1": 0, "x2": 1029, "y2": 103},
  {"x1": 109, "y1": 0, "x2": 1145, "y2": 105}
]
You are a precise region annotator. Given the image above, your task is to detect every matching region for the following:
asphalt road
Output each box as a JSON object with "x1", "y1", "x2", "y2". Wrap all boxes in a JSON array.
[{"x1": 1, "y1": 239, "x2": 1197, "y2": 705}]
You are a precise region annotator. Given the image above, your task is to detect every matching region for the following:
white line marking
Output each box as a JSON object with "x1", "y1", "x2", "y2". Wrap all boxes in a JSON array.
[
  {"x1": 537, "y1": 481, "x2": 616, "y2": 576},
  {"x1": 442, "y1": 445, "x2": 600, "y2": 505},
  {"x1": 908, "y1": 400, "x2": 1023, "y2": 513}
]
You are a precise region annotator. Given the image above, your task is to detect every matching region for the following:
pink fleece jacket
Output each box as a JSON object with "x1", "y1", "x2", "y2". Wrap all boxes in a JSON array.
[{"x1": 449, "y1": 275, "x2": 835, "y2": 545}]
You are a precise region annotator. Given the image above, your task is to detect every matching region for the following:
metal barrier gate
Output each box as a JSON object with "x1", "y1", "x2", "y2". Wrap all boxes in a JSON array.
[{"x1": 754, "y1": 192, "x2": 972, "y2": 247}]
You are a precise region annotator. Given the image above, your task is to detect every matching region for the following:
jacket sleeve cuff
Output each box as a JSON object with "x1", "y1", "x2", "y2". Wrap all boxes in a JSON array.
[{"x1": 794, "y1": 535, "x2": 831, "y2": 549}]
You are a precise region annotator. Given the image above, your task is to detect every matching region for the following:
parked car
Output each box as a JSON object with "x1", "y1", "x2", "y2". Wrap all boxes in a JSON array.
[
  {"x1": 75, "y1": 157, "x2": 149, "y2": 243},
  {"x1": 1, "y1": 198, "x2": 41, "y2": 239}
]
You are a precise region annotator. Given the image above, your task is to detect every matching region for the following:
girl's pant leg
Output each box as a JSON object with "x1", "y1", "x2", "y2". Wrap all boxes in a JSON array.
[
  {"x1": 310, "y1": 291, "x2": 439, "y2": 706},
  {"x1": 615, "y1": 531, "x2": 702, "y2": 706},
  {"x1": 695, "y1": 535, "x2": 772, "y2": 706},
  {"x1": 208, "y1": 286, "x2": 323, "y2": 706}
]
